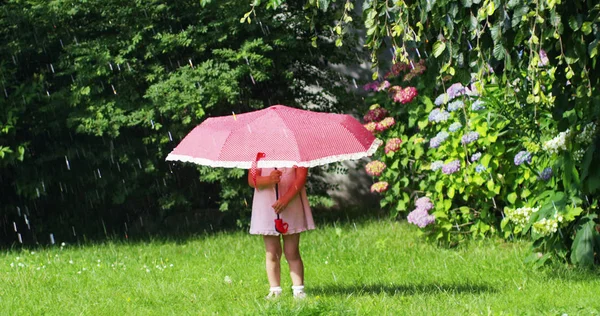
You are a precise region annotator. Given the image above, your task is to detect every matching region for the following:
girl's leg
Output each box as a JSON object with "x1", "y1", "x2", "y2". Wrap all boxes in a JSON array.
[
  {"x1": 282, "y1": 233, "x2": 303, "y2": 286},
  {"x1": 263, "y1": 235, "x2": 282, "y2": 287}
]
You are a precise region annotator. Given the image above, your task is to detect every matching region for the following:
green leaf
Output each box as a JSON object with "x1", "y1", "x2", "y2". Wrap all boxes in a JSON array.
[
  {"x1": 589, "y1": 39, "x2": 599, "y2": 59},
  {"x1": 581, "y1": 22, "x2": 592, "y2": 35},
  {"x1": 570, "y1": 215, "x2": 598, "y2": 268},
  {"x1": 462, "y1": 0, "x2": 472, "y2": 7},
  {"x1": 433, "y1": 41, "x2": 446, "y2": 58},
  {"x1": 507, "y1": 192, "x2": 517, "y2": 204},
  {"x1": 568, "y1": 15, "x2": 581, "y2": 31},
  {"x1": 493, "y1": 43, "x2": 505, "y2": 60},
  {"x1": 448, "y1": 187, "x2": 455, "y2": 199}
]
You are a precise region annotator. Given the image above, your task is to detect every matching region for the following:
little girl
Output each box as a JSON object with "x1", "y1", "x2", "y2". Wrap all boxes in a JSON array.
[{"x1": 248, "y1": 166, "x2": 315, "y2": 299}]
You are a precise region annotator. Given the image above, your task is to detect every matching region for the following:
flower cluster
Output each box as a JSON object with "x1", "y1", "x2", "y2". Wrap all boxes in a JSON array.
[
  {"x1": 363, "y1": 81, "x2": 380, "y2": 92},
  {"x1": 573, "y1": 149, "x2": 585, "y2": 162},
  {"x1": 575, "y1": 122, "x2": 597, "y2": 145},
  {"x1": 475, "y1": 164, "x2": 486, "y2": 173},
  {"x1": 370, "y1": 181, "x2": 389, "y2": 193},
  {"x1": 384, "y1": 62, "x2": 412, "y2": 79},
  {"x1": 430, "y1": 161, "x2": 444, "y2": 171},
  {"x1": 448, "y1": 100, "x2": 464, "y2": 112},
  {"x1": 402, "y1": 60, "x2": 427, "y2": 82},
  {"x1": 428, "y1": 108, "x2": 450, "y2": 123},
  {"x1": 505, "y1": 206, "x2": 539, "y2": 227},
  {"x1": 407, "y1": 196, "x2": 435, "y2": 228},
  {"x1": 543, "y1": 129, "x2": 570, "y2": 154},
  {"x1": 363, "y1": 106, "x2": 388, "y2": 123},
  {"x1": 442, "y1": 160, "x2": 461, "y2": 174},
  {"x1": 461, "y1": 131, "x2": 479, "y2": 145},
  {"x1": 471, "y1": 100, "x2": 485, "y2": 111},
  {"x1": 532, "y1": 218, "x2": 558, "y2": 236},
  {"x1": 364, "y1": 122, "x2": 378, "y2": 133},
  {"x1": 448, "y1": 122, "x2": 462, "y2": 132},
  {"x1": 514, "y1": 151, "x2": 532, "y2": 166},
  {"x1": 471, "y1": 152, "x2": 482, "y2": 162},
  {"x1": 376, "y1": 117, "x2": 395, "y2": 132},
  {"x1": 429, "y1": 131, "x2": 449, "y2": 148},
  {"x1": 446, "y1": 83, "x2": 466, "y2": 101},
  {"x1": 378, "y1": 80, "x2": 391, "y2": 91},
  {"x1": 434, "y1": 93, "x2": 448, "y2": 106},
  {"x1": 538, "y1": 167, "x2": 553, "y2": 181},
  {"x1": 385, "y1": 138, "x2": 403, "y2": 154},
  {"x1": 389, "y1": 86, "x2": 418, "y2": 104},
  {"x1": 365, "y1": 160, "x2": 386, "y2": 177}
]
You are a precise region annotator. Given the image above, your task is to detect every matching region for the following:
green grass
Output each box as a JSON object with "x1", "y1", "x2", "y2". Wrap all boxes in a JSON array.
[{"x1": 1, "y1": 220, "x2": 599, "y2": 315}]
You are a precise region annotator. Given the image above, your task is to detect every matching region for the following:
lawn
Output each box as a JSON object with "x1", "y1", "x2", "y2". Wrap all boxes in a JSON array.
[{"x1": 1, "y1": 219, "x2": 599, "y2": 315}]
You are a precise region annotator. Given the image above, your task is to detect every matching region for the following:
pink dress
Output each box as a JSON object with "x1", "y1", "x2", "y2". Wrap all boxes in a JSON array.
[{"x1": 250, "y1": 167, "x2": 315, "y2": 235}]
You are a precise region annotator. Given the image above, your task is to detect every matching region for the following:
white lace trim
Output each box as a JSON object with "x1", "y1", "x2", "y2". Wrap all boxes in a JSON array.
[{"x1": 166, "y1": 138, "x2": 383, "y2": 169}]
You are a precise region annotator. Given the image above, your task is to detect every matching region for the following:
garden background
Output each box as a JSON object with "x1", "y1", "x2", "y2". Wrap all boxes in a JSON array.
[{"x1": 1, "y1": 0, "x2": 600, "y2": 294}]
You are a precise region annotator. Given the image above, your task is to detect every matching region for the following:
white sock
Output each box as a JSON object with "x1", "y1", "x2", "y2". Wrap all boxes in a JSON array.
[
  {"x1": 291, "y1": 285, "x2": 304, "y2": 295},
  {"x1": 270, "y1": 286, "x2": 282, "y2": 293}
]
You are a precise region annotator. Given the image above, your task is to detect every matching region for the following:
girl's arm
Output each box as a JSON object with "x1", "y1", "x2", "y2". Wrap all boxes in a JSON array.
[
  {"x1": 272, "y1": 167, "x2": 308, "y2": 214},
  {"x1": 248, "y1": 169, "x2": 282, "y2": 190}
]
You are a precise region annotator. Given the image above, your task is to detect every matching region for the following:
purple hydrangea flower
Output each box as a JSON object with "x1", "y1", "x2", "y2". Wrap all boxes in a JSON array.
[
  {"x1": 407, "y1": 209, "x2": 435, "y2": 228},
  {"x1": 415, "y1": 196, "x2": 434, "y2": 212},
  {"x1": 538, "y1": 167, "x2": 552, "y2": 181},
  {"x1": 475, "y1": 164, "x2": 486, "y2": 173},
  {"x1": 471, "y1": 100, "x2": 485, "y2": 111},
  {"x1": 461, "y1": 131, "x2": 479, "y2": 145},
  {"x1": 449, "y1": 122, "x2": 462, "y2": 132},
  {"x1": 429, "y1": 131, "x2": 449, "y2": 148},
  {"x1": 538, "y1": 49, "x2": 549, "y2": 67},
  {"x1": 471, "y1": 152, "x2": 482, "y2": 162},
  {"x1": 448, "y1": 100, "x2": 464, "y2": 112},
  {"x1": 514, "y1": 151, "x2": 532, "y2": 166},
  {"x1": 428, "y1": 108, "x2": 451, "y2": 123},
  {"x1": 446, "y1": 83, "x2": 466, "y2": 101},
  {"x1": 442, "y1": 160, "x2": 461, "y2": 174},
  {"x1": 434, "y1": 93, "x2": 448, "y2": 106},
  {"x1": 430, "y1": 161, "x2": 444, "y2": 171}
]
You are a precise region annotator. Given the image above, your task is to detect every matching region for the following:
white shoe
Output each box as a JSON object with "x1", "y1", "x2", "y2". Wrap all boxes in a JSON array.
[
  {"x1": 266, "y1": 286, "x2": 282, "y2": 300},
  {"x1": 292, "y1": 285, "x2": 306, "y2": 299}
]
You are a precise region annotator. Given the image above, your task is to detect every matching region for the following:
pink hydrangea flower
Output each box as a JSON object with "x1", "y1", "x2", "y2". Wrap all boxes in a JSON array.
[
  {"x1": 363, "y1": 107, "x2": 388, "y2": 123},
  {"x1": 376, "y1": 117, "x2": 395, "y2": 132},
  {"x1": 385, "y1": 138, "x2": 403, "y2": 154},
  {"x1": 389, "y1": 86, "x2": 418, "y2": 104},
  {"x1": 365, "y1": 160, "x2": 386, "y2": 177},
  {"x1": 363, "y1": 122, "x2": 378, "y2": 133},
  {"x1": 370, "y1": 181, "x2": 389, "y2": 193}
]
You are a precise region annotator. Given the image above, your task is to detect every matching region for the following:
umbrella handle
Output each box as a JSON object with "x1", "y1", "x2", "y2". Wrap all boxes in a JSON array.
[{"x1": 275, "y1": 168, "x2": 279, "y2": 219}]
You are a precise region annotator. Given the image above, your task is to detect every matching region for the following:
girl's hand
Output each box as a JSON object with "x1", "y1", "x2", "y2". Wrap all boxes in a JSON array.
[
  {"x1": 268, "y1": 170, "x2": 282, "y2": 185},
  {"x1": 272, "y1": 198, "x2": 289, "y2": 214}
]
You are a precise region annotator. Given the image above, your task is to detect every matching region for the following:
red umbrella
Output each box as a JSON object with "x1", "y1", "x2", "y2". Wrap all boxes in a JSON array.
[{"x1": 166, "y1": 105, "x2": 382, "y2": 232}]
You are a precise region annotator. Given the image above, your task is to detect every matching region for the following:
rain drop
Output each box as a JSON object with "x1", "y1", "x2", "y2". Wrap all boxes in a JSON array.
[
  {"x1": 50, "y1": 63, "x2": 55, "y2": 73},
  {"x1": 60, "y1": 39, "x2": 64, "y2": 48},
  {"x1": 117, "y1": 63, "x2": 121, "y2": 71},
  {"x1": 4, "y1": 88, "x2": 8, "y2": 98},
  {"x1": 168, "y1": 131, "x2": 173, "y2": 141},
  {"x1": 111, "y1": 84, "x2": 117, "y2": 95},
  {"x1": 352, "y1": 78, "x2": 358, "y2": 89},
  {"x1": 24, "y1": 215, "x2": 30, "y2": 230},
  {"x1": 12, "y1": 55, "x2": 17, "y2": 65},
  {"x1": 72, "y1": 226, "x2": 77, "y2": 236},
  {"x1": 36, "y1": 188, "x2": 40, "y2": 198},
  {"x1": 188, "y1": 59, "x2": 194, "y2": 68},
  {"x1": 249, "y1": 74, "x2": 255, "y2": 85},
  {"x1": 116, "y1": 161, "x2": 121, "y2": 172},
  {"x1": 97, "y1": 168, "x2": 102, "y2": 178},
  {"x1": 127, "y1": 62, "x2": 132, "y2": 71},
  {"x1": 137, "y1": 159, "x2": 142, "y2": 169},
  {"x1": 13, "y1": 222, "x2": 17, "y2": 232},
  {"x1": 46, "y1": 90, "x2": 50, "y2": 97},
  {"x1": 415, "y1": 47, "x2": 421, "y2": 58},
  {"x1": 151, "y1": 120, "x2": 154, "y2": 128},
  {"x1": 17, "y1": 233, "x2": 23, "y2": 243},
  {"x1": 49, "y1": 233, "x2": 55, "y2": 245},
  {"x1": 108, "y1": 62, "x2": 113, "y2": 71},
  {"x1": 410, "y1": 60, "x2": 415, "y2": 69},
  {"x1": 74, "y1": 36, "x2": 78, "y2": 45},
  {"x1": 17, "y1": 206, "x2": 21, "y2": 217},
  {"x1": 41, "y1": 180, "x2": 46, "y2": 192}
]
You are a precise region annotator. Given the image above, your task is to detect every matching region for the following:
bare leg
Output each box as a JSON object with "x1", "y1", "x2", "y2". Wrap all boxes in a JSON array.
[
  {"x1": 263, "y1": 235, "x2": 282, "y2": 287},
  {"x1": 282, "y1": 233, "x2": 304, "y2": 286}
]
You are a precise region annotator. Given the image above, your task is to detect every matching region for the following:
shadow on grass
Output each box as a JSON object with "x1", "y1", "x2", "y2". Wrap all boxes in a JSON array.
[{"x1": 311, "y1": 282, "x2": 497, "y2": 296}]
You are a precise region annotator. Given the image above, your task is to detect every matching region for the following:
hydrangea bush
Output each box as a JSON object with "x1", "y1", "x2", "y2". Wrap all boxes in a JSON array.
[{"x1": 361, "y1": 59, "x2": 600, "y2": 266}]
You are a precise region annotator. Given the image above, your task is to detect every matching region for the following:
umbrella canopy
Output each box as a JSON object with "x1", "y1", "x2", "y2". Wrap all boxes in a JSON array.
[{"x1": 166, "y1": 105, "x2": 382, "y2": 168}]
